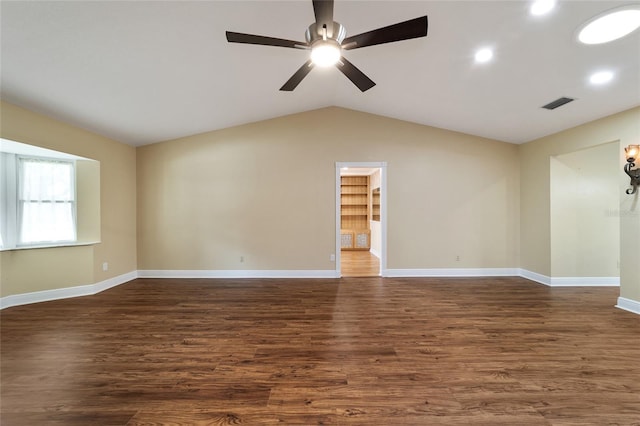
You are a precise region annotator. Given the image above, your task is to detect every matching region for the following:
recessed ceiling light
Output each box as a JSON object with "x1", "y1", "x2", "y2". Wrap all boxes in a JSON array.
[
  {"x1": 474, "y1": 48, "x2": 493, "y2": 63},
  {"x1": 578, "y1": 6, "x2": 640, "y2": 44},
  {"x1": 589, "y1": 71, "x2": 614, "y2": 85},
  {"x1": 530, "y1": 0, "x2": 556, "y2": 16}
]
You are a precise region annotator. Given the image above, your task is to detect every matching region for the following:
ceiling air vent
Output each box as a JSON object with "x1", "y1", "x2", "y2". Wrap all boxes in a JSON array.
[{"x1": 542, "y1": 97, "x2": 575, "y2": 110}]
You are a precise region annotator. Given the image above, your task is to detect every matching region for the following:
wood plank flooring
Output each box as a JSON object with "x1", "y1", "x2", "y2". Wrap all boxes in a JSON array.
[
  {"x1": 1, "y1": 277, "x2": 639, "y2": 425},
  {"x1": 340, "y1": 250, "x2": 380, "y2": 277}
]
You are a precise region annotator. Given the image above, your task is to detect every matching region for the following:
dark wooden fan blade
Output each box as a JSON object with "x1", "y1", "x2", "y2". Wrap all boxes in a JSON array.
[
  {"x1": 312, "y1": 0, "x2": 334, "y2": 30},
  {"x1": 336, "y1": 57, "x2": 375, "y2": 92},
  {"x1": 226, "y1": 31, "x2": 306, "y2": 49},
  {"x1": 280, "y1": 60, "x2": 315, "y2": 91},
  {"x1": 342, "y1": 15, "x2": 428, "y2": 50}
]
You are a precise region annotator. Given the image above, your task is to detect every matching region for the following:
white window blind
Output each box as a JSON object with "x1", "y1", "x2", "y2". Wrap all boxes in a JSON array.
[{"x1": 18, "y1": 157, "x2": 76, "y2": 245}]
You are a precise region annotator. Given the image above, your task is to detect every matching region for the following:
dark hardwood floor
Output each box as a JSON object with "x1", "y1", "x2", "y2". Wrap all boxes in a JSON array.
[{"x1": 1, "y1": 277, "x2": 639, "y2": 425}]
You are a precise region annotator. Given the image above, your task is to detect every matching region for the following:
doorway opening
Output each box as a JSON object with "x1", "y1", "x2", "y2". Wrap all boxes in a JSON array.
[{"x1": 335, "y1": 162, "x2": 387, "y2": 277}]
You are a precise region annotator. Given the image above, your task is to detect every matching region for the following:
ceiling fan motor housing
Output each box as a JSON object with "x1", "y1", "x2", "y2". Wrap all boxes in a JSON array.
[{"x1": 306, "y1": 22, "x2": 347, "y2": 44}]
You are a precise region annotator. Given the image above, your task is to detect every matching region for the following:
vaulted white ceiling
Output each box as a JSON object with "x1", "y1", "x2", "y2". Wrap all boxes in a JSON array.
[{"x1": 1, "y1": 1, "x2": 639, "y2": 146}]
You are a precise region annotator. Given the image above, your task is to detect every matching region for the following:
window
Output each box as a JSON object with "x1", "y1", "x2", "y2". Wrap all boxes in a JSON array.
[
  {"x1": 0, "y1": 154, "x2": 77, "y2": 249},
  {"x1": 18, "y1": 157, "x2": 76, "y2": 244}
]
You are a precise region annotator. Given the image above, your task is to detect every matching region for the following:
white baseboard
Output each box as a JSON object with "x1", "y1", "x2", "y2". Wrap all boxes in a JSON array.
[
  {"x1": 0, "y1": 271, "x2": 137, "y2": 310},
  {"x1": 550, "y1": 276, "x2": 619, "y2": 286},
  {"x1": 519, "y1": 269, "x2": 620, "y2": 287},
  {"x1": 616, "y1": 297, "x2": 640, "y2": 315},
  {"x1": 137, "y1": 269, "x2": 339, "y2": 279},
  {"x1": 519, "y1": 269, "x2": 552, "y2": 285},
  {"x1": 385, "y1": 268, "x2": 519, "y2": 278}
]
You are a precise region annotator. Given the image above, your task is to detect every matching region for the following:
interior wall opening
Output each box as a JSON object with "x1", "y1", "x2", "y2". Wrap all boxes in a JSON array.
[{"x1": 338, "y1": 165, "x2": 382, "y2": 277}]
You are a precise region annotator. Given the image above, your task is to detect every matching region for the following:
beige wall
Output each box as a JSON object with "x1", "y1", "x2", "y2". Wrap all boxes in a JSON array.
[
  {"x1": 550, "y1": 142, "x2": 619, "y2": 277},
  {"x1": 137, "y1": 107, "x2": 520, "y2": 271},
  {"x1": 3, "y1": 99, "x2": 636, "y2": 304},
  {"x1": 0, "y1": 101, "x2": 137, "y2": 297},
  {"x1": 75, "y1": 159, "x2": 101, "y2": 244},
  {"x1": 519, "y1": 107, "x2": 640, "y2": 301}
]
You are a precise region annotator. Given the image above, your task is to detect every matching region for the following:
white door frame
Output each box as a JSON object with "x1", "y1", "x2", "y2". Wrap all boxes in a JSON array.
[{"x1": 335, "y1": 161, "x2": 387, "y2": 277}]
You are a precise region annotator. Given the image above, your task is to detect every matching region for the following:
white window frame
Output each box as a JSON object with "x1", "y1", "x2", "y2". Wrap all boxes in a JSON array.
[{"x1": 0, "y1": 153, "x2": 78, "y2": 250}]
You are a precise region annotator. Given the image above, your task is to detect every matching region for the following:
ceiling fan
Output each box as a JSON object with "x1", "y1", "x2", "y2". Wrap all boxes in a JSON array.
[{"x1": 225, "y1": 0, "x2": 428, "y2": 92}]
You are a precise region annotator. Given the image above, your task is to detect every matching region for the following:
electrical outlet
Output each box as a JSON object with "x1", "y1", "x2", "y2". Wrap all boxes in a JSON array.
[
  {"x1": 240, "y1": 256, "x2": 244, "y2": 263},
  {"x1": 330, "y1": 254, "x2": 335, "y2": 262},
  {"x1": 102, "y1": 262, "x2": 108, "y2": 271},
  {"x1": 456, "y1": 255, "x2": 460, "y2": 262}
]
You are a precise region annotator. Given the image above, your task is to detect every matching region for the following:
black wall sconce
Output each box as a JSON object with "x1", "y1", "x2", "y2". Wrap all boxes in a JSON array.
[{"x1": 624, "y1": 144, "x2": 640, "y2": 194}]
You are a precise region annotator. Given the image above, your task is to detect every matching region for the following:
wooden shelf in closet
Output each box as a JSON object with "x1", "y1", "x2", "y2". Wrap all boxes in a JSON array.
[
  {"x1": 340, "y1": 175, "x2": 371, "y2": 250},
  {"x1": 372, "y1": 187, "x2": 380, "y2": 221}
]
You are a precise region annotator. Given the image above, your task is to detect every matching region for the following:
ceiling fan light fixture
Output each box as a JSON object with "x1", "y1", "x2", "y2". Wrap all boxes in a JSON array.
[
  {"x1": 577, "y1": 6, "x2": 640, "y2": 44},
  {"x1": 310, "y1": 41, "x2": 341, "y2": 67}
]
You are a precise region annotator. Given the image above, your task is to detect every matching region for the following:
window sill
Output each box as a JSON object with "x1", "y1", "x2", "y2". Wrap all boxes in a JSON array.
[{"x1": 0, "y1": 241, "x2": 101, "y2": 252}]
